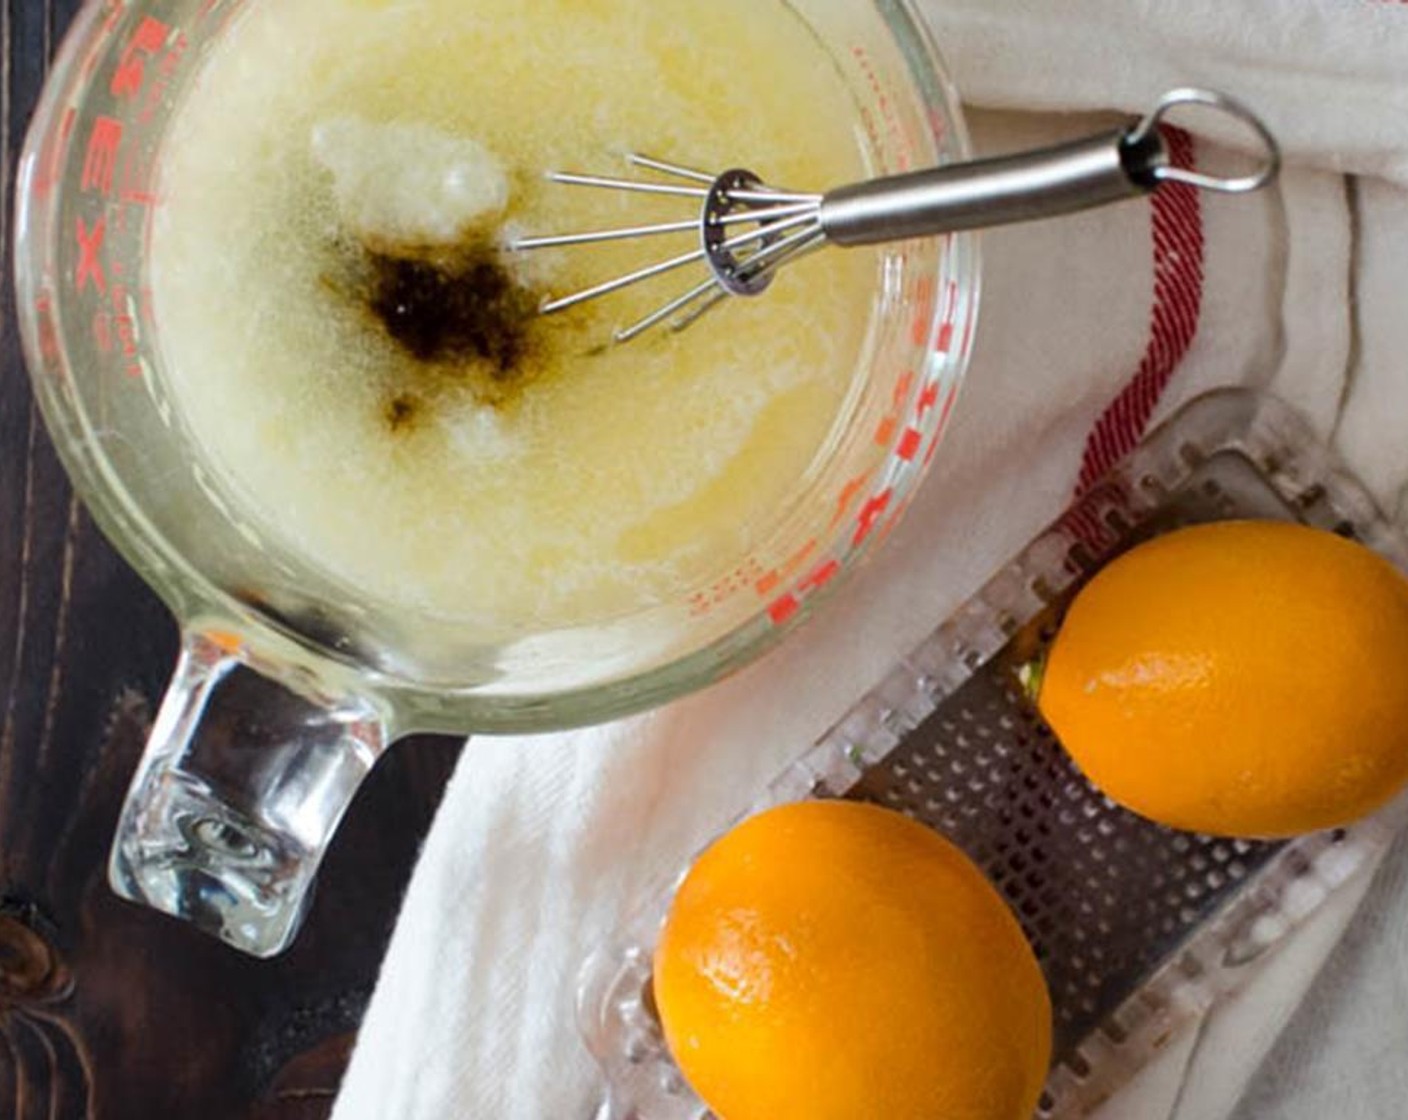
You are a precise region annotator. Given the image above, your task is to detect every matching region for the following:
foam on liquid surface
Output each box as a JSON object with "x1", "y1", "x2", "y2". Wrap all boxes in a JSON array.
[
  {"x1": 151, "y1": 0, "x2": 876, "y2": 633},
  {"x1": 311, "y1": 116, "x2": 509, "y2": 246}
]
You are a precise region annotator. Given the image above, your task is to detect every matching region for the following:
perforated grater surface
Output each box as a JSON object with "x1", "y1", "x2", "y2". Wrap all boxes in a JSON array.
[{"x1": 579, "y1": 389, "x2": 1408, "y2": 1120}]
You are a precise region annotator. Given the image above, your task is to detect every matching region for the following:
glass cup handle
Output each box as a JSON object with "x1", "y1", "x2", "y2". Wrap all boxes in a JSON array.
[{"x1": 108, "y1": 631, "x2": 388, "y2": 957}]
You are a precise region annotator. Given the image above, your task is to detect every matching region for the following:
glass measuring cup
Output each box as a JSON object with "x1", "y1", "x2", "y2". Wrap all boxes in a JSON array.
[{"x1": 13, "y1": 0, "x2": 977, "y2": 956}]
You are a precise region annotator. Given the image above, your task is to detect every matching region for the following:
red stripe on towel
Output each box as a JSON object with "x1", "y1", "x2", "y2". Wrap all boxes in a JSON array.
[{"x1": 1075, "y1": 127, "x2": 1206, "y2": 494}]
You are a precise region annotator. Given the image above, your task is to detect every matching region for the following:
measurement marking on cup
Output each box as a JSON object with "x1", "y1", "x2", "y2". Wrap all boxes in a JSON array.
[
  {"x1": 74, "y1": 217, "x2": 106, "y2": 294},
  {"x1": 80, "y1": 115, "x2": 123, "y2": 195},
  {"x1": 110, "y1": 16, "x2": 170, "y2": 100},
  {"x1": 850, "y1": 45, "x2": 910, "y2": 172}
]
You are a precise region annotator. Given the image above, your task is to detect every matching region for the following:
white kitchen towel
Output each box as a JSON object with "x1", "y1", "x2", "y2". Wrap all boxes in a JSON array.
[
  {"x1": 332, "y1": 5, "x2": 1408, "y2": 1119},
  {"x1": 1227, "y1": 829, "x2": 1408, "y2": 1120},
  {"x1": 922, "y1": 0, "x2": 1408, "y2": 186}
]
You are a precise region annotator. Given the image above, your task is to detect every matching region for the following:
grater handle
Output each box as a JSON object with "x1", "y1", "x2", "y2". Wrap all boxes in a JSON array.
[{"x1": 818, "y1": 88, "x2": 1281, "y2": 248}]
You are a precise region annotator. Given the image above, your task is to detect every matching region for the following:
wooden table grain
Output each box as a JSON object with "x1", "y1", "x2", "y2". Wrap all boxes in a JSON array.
[{"x1": 0, "y1": 3, "x2": 465, "y2": 1116}]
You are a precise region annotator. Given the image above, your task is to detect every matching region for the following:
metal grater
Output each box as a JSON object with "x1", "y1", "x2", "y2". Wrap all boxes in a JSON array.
[
  {"x1": 579, "y1": 389, "x2": 1408, "y2": 1120},
  {"x1": 847, "y1": 653, "x2": 1277, "y2": 1062}
]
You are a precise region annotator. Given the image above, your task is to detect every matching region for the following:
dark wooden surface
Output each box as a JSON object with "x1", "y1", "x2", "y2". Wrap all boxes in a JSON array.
[{"x1": 0, "y1": 4, "x2": 465, "y2": 1115}]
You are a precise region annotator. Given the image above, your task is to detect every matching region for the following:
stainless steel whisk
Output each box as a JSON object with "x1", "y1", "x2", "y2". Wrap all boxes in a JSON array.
[{"x1": 512, "y1": 89, "x2": 1280, "y2": 345}]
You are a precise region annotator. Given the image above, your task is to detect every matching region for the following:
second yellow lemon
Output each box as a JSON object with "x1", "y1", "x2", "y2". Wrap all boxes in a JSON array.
[
  {"x1": 653, "y1": 800, "x2": 1052, "y2": 1120},
  {"x1": 1039, "y1": 519, "x2": 1408, "y2": 837}
]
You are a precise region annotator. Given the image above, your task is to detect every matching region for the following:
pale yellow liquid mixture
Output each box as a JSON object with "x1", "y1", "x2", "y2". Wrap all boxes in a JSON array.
[{"x1": 152, "y1": 0, "x2": 876, "y2": 634}]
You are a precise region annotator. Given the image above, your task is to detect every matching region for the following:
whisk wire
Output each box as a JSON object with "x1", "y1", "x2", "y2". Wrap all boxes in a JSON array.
[
  {"x1": 667, "y1": 287, "x2": 731, "y2": 334},
  {"x1": 617, "y1": 220, "x2": 828, "y2": 343},
  {"x1": 624, "y1": 153, "x2": 716, "y2": 184},
  {"x1": 725, "y1": 188, "x2": 822, "y2": 205},
  {"x1": 539, "y1": 244, "x2": 707, "y2": 314},
  {"x1": 665, "y1": 222, "x2": 828, "y2": 336},
  {"x1": 613, "y1": 276, "x2": 721, "y2": 343},
  {"x1": 513, "y1": 218, "x2": 699, "y2": 250},
  {"x1": 539, "y1": 205, "x2": 821, "y2": 316},
  {"x1": 726, "y1": 222, "x2": 826, "y2": 280},
  {"x1": 513, "y1": 201, "x2": 819, "y2": 252},
  {"x1": 520, "y1": 151, "x2": 826, "y2": 339},
  {"x1": 546, "y1": 171, "x2": 709, "y2": 199},
  {"x1": 716, "y1": 202, "x2": 817, "y2": 225}
]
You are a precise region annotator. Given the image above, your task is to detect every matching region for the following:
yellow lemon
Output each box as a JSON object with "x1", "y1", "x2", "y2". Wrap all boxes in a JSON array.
[
  {"x1": 654, "y1": 800, "x2": 1052, "y2": 1120},
  {"x1": 1040, "y1": 520, "x2": 1408, "y2": 837}
]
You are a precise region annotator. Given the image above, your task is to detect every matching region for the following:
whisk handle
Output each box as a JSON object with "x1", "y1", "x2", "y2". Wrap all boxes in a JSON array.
[
  {"x1": 819, "y1": 88, "x2": 1281, "y2": 247},
  {"x1": 819, "y1": 128, "x2": 1154, "y2": 247}
]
